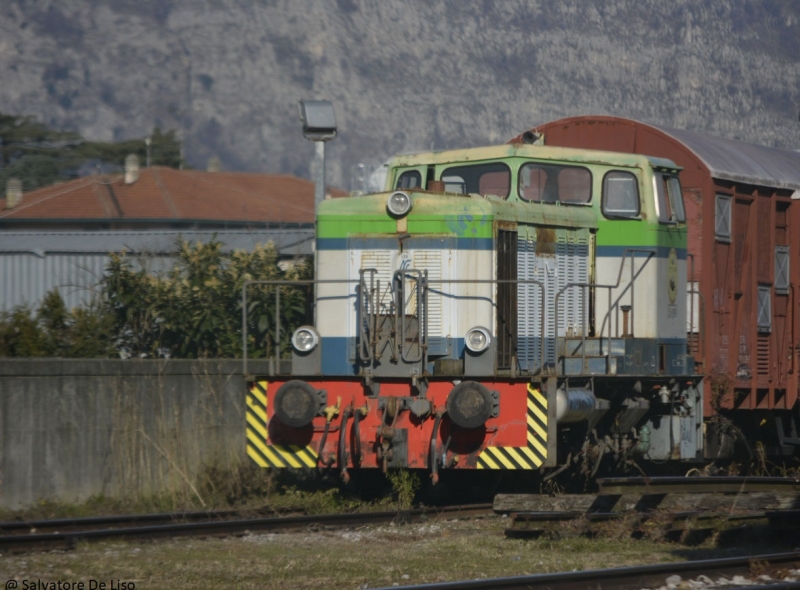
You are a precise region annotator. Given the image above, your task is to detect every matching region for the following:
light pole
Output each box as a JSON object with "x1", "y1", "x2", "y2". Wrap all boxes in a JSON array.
[
  {"x1": 298, "y1": 100, "x2": 337, "y2": 210},
  {"x1": 144, "y1": 136, "x2": 152, "y2": 168}
]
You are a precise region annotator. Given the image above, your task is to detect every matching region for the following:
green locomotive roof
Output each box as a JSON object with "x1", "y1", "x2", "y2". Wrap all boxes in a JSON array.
[
  {"x1": 386, "y1": 143, "x2": 680, "y2": 172},
  {"x1": 317, "y1": 142, "x2": 684, "y2": 239}
]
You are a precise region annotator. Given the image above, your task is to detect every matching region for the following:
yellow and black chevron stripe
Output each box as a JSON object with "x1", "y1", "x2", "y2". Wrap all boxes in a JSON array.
[
  {"x1": 246, "y1": 380, "x2": 318, "y2": 468},
  {"x1": 477, "y1": 384, "x2": 548, "y2": 469}
]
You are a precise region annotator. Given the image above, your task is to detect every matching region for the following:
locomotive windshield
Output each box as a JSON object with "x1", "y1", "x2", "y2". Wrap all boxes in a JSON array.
[
  {"x1": 519, "y1": 162, "x2": 591, "y2": 204},
  {"x1": 656, "y1": 173, "x2": 686, "y2": 223},
  {"x1": 440, "y1": 162, "x2": 511, "y2": 198},
  {"x1": 396, "y1": 169, "x2": 422, "y2": 190},
  {"x1": 601, "y1": 170, "x2": 640, "y2": 218}
]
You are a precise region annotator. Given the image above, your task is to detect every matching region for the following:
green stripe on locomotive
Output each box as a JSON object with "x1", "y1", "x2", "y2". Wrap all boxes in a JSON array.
[
  {"x1": 319, "y1": 143, "x2": 685, "y2": 255},
  {"x1": 317, "y1": 189, "x2": 597, "y2": 238}
]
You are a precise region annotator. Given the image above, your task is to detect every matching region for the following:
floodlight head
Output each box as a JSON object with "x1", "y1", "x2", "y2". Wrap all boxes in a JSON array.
[{"x1": 299, "y1": 99, "x2": 337, "y2": 141}]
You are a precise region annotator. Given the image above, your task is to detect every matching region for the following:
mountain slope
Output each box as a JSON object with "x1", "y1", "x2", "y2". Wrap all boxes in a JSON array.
[{"x1": 2, "y1": 0, "x2": 799, "y2": 189}]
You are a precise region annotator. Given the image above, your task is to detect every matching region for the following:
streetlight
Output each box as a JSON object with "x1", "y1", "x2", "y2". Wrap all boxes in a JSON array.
[
  {"x1": 144, "y1": 136, "x2": 152, "y2": 168},
  {"x1": 298, "y1": 100, "x2": 337, "y2": 209}
]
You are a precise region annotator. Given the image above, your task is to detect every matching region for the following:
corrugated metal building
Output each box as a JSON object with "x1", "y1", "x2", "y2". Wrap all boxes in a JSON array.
[
  {"x1": 0, "y1": 229, "x2": 314, "y2": 310},
  {"x1": 0, "y1": 167, "x2": 334, "y2": 311},
  {"x1": 512, "y1": 115, "x2": 800, "y2": 418}
]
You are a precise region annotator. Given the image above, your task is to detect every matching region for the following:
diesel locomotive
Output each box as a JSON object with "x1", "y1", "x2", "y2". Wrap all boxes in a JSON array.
[{"x1": 245, "y1": 142, "x2": 701, "y2": 481}]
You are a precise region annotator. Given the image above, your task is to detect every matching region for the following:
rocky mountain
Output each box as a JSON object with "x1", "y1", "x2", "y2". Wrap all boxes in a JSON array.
[{"x1": 2, "y1": 0, "x2": 799, "y2": 190}]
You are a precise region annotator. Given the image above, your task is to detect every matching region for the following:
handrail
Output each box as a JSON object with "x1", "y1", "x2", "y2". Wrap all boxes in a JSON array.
[
  {"x1": 242, "y1": 278, "x2": 350, "y2": 377},
  {"x1": 688, "y1": 253, "x2": 696, "y2": 354},
  {"x1": 553, "y1": 249, "x2": 656, "y2": 375},
  {"x1": 356, "y1": 269, "x2": 376, "y2": 363},
  {"x1": 790, "y1": 284, "x2": 795, "y2": 376},
  {"x1": 243, "y1": 277, "x2": 550, "y2": 377},
  {"x1": 395, "y1": 269, "x2": 425, "y2": 364},
  {"x1": 242, "y1": 254, "x2": 661, "y2": 378},
  {"x1": 241, "y1": 246, "x2": 710, "y2": 380}
]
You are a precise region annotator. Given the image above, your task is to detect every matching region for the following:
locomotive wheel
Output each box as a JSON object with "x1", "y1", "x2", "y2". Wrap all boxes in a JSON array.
[
  {"x1": 274, "y1": 380, "x2": 318, "y2": 427},
  {"x1": 446, "y1": 381, "x2": 493, "y2": 429}
]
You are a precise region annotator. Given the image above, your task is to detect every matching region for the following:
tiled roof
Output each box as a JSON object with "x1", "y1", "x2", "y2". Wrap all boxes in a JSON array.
[{"x1": 0, "y1": 168, "x2": 345, "y2": 223}]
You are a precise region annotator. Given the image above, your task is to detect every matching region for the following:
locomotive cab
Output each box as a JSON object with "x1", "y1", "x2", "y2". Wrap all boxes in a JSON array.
[{"x1": 245, "y1": 143, "x2": 701, "y2": 480}]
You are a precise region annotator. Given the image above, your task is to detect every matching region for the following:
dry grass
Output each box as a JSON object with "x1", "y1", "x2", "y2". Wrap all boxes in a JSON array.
[
  {"x1": 0, "y1": 465, "x2": 397, "y2": 522},
  {"x1": 0, "y1": 516, "x2": 697, "y2": 590},
  {"x1": 3, "y1": 509, "x2": 793, "y2": 590}
]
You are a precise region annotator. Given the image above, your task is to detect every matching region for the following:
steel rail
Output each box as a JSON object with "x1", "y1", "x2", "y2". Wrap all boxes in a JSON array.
[
  {"x1": 373, "y1": 551, "x2": 800, "y2": 590},
  {"x1": 0, "y1": 507, "x2": 302, "y2": 535},
  {"x1": 0, "y1": 503, "x2": 493, "y2": 552},
  {"x1": 598, "y1": 476, "x2": 800, "y2": 495}
]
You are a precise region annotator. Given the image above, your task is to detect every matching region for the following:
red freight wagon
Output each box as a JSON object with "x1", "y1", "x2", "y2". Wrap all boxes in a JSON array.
[{"x1": 511, "y1": 117, "x2": 800, "y2": 455}]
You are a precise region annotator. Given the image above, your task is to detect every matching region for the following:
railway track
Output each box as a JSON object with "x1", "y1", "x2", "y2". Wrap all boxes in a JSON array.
[
  {"x1": 502, "y1": 476, "x2": 800, "y2": 543},
  {"x1": 0, "y1": 503, "x2": 494, "y2": 553},
  {"x1": 596, "y1": 476, "x2": 800, "y2": 495},
  {"x1": 0, "y1": 506, "x2": 304, "y2": 535},
  {"x1": 373, "y1": 551, "x2": 800, "y2": 590}
]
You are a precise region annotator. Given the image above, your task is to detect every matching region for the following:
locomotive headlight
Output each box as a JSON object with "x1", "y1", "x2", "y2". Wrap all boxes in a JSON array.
[
  {"x1": 292, "y1": 326, "x2": 319, "y2": 353},
  {"x1": 274, "y1": 380, "x2": 321, "y2": 428},
  {"x1": 465, "y1": 327, "x2": 491, "y2": 353},
  {"x1": 387, "y1": 191, "x2": 413, "y2": 217}
]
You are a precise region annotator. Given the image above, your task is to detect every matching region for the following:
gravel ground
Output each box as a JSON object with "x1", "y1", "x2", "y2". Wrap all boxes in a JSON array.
[{"x1": 0, "y1": 514, "x2": 783, "y2": 590}]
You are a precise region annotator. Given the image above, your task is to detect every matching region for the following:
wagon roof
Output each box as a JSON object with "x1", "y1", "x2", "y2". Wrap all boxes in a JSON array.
[
  {"x1": 648, "y1": 123, "x2": 800, "y2": 192},
  {"x1": 523, "y1": 116, "x2": 800, "y2": 193}
]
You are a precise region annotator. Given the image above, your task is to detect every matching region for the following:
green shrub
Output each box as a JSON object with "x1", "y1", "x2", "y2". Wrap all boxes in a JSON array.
[{"x1": 387, "y1": 469, "x2": 421, "y2": 510}]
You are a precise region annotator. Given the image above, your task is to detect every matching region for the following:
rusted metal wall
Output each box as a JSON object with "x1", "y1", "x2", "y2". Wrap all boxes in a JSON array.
[
  {"x1": 515, "y1": 116, "x2": 800, "y2": 416},
  {"x1": 707, "y1": 182, "x2": 797, "y2": 414}
]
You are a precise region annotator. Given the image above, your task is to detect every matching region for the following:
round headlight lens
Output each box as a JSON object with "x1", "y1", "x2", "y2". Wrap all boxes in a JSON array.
[
  {"x1": 292, "y1": 327, "x2": 319, "y2": 352},
  {"x1": 387, "y1": 191, "x2": 412, "y2": 217},
  {"x1": 465, "y1": 327, "x2": 491, "y2": 353}
]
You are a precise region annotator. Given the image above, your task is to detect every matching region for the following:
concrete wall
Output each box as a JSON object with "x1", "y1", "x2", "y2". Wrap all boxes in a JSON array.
[{"x1": 0, "y1": 359, "x2": 270, "y2": 509}]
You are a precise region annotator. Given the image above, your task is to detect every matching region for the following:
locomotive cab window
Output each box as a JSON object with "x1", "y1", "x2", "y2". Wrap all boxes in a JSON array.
[
  {"x1": 519, "y1": 162, "x2": 591, "y2": 204},
  {"x1": 395, "y1": 170, "x2": 422, "y2": 190},
  {"x1": 440, "y1": 162, "x2": 510, "y2": 198},
  {"x1": 655, "y1": 174, "x2": 686, "y2": 223},
  {"x1": 602, "y1": 170, "x2": 640, "y2": 218}
]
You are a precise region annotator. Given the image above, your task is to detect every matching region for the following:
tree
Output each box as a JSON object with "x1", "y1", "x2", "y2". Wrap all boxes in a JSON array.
[
  {"x1": 0, "y1": 112, "x2": 183, "y2": 194},
  {"x1": 77, "y1": 126, "x2": 182, "y2": 170},
  {"x1": 102, "y1": 239, "x2": 311, "y2": 359},
  {"x1": 0, "y1": 113, "x2": 79, "y2": 168},
  {"x1": 0, "y1": 112, "x2": 81, "y2": 192},
  {"x1": 0, "y1": 290, "x2": 115, "y2": 358}
]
